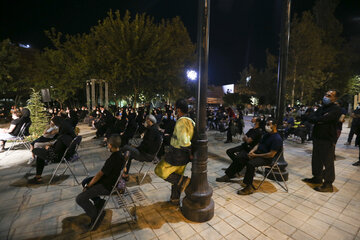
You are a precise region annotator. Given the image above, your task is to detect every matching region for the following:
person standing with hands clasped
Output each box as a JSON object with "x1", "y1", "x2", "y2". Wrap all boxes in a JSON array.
[{"x1": 302, "y1": 90, "x2": 341, "y2": 192}]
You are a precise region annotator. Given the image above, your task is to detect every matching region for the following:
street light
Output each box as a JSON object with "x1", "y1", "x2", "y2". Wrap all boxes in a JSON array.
[
  {"x1": 181, "y1": 0, "x2": 214, "y2": 222},
  {"x1": 187, "y1": 70, "x2": 198, "y2": 81}
]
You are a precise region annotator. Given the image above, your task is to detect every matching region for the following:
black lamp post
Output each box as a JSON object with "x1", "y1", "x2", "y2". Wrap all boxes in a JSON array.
[
  {"x1": 271, "y1": 0, "x2": 292, "y2": 181},
  {"x1": 181, "y1": 0, "x2": 214, "y2": 222}
]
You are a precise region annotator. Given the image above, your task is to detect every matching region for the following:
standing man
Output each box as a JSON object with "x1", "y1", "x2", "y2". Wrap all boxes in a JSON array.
[
  {"x1": 154, "y1": 99, "x2": 194, "y2": 205},
  {"x1": 344, "y1": 102, "x2": 360, "y2": 146},
  {"x1": 302, "y1": 90, "x2": 341, "y2": 192}
]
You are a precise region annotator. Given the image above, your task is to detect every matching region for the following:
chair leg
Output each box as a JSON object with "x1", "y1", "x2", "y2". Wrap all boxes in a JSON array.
[
  {"x1": 137, "y1": 162, "x2": 146, "y2": 185},
  {"x1": 138, "y1": 164, "x2": 151, "y2": 185},
  {"x1": 48, "y1": 160, "x2": 64, "y2": 185},
  {"x1": 90, "y1": 196, "x2": 110, "y2": 231},
  {"x1": 64, "y1": 160, "x2": 80, "y2": 185},
  {"x1": 255, "y1": 165, "x2": 275, "y2": 190},
  {"x1": 79, "y1": 158, "x2": 89, "y2": 176},
  {"x1": 273, "y1": 165, "x2": 288, "y2": 192}
]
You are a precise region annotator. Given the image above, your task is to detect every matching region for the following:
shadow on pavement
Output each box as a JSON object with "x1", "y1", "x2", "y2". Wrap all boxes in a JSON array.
[{"x1": 10, "y1": 174, "x2": 70, "y2": 188}]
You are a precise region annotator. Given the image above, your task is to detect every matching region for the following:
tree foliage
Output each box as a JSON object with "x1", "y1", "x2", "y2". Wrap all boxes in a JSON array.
[{"x1": 26, "y1": 89, "x2": 48, "y2": 138}]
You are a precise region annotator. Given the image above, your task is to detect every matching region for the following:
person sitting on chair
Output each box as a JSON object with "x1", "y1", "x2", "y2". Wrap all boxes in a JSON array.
[
  {"x1": 154, "y1": 99, "x2": 194, "y2": 205},
  {"x1": 237, "y1": 119, "x2": 283, "y2": 195},
  {"x1": 0, "y1": 110, "x2": 23, "y2": 152},
  {"x1": 76, "y1": 135, "x2": 126, "y2": 231},
  {"x1": 29, "y1": 117, "x2": 75, "y2": 184},
  {"x1": 216, "y1": 117, "x2": 263, "y2": 182},
  {"x1": 120, "y1": 114, "x2": 162, "y2": 180}
]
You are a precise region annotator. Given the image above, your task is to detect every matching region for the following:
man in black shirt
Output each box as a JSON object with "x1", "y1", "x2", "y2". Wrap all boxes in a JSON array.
[
  {"x1": 121, "y1": 114, "x2": 162, "y2": 179},
  {"x1": 303, "y1": 90, "x2": 341, "y2": 192},
  {"x1": 216, "y1": 117, "x2": 263, "y2": 182},
  {"x1": 76, "y1": 135, "x2": 125, "y2": 231},
  {"x1": 237, "y1": 119, "x2": 283, "y2": 195}
]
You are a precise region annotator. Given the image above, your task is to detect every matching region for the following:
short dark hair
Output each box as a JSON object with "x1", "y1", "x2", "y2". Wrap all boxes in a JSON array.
[
  {"x1": 175, "y1": 99, "x2": 188, "y2": 114},
  {"x1": 108, "y1": 135, "x2": 121, "y2": 149}
]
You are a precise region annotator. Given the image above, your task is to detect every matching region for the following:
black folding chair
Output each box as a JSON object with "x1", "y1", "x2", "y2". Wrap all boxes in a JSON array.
[
  {"x1": 5, "y1": 122, "x2": 31, "y2": 155},
  {"x1": 90, "y1": 155, "x2": 137, "y2": 231},
  {"x1": 48, "y1": 135, "x2": 89, "y2": 185},
  {"x1": 255, "y1": 147, "x2": 288, "y2": 192}
]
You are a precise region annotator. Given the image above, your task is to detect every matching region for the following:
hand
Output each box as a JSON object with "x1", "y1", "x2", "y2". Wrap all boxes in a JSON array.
[
  {"x1": 248, "y1": 152, "x2": 256, "y2": 158},
  {"x1": 45, "y1": 145, "x2": 50, "y2": 150},
  {"x1": 82, "y1": 186, "x2": 88, "y2": 192}
]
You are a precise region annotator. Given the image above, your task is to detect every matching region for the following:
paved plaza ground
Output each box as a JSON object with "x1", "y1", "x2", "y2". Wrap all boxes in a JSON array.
[{"x1": 0, "y1": 116, "x2": 359, "y2": 240}]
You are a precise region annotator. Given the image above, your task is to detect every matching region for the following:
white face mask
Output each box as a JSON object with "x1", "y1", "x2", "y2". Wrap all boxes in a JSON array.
[
  {"x1": 12, "y1": 114, "x2": 17, "y2": 119},
  {"x1": 265, "y1": 125, "x2": 272, "y2": 133}
]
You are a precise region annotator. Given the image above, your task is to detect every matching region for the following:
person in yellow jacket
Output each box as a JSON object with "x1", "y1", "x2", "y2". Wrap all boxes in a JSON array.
[{"x1": 155, "y1": 99, "x2": 194, "y2": 205}]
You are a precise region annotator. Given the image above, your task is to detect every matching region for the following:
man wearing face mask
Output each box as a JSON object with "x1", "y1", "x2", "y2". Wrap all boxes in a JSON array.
[
  {"x1": 0, "y1": 110, "x2": 23, "y2": 152},
  {"x1": 302, "y1": 90, "x2": 341, "y2": 192},
  {"x1": 237, "y1": 119, "x2": 283, "y2": 195},
  {"x1": 216, "y1": 117, "x2": 263, "y2": 182},
  {"x1": 120, "y1": 114, "x2": 162, "y2": 180}
]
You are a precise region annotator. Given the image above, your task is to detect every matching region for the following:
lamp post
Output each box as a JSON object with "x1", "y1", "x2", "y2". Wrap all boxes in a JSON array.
[
  {"x1": 271, "y1": 0, "x2": 292, "y2": 181},
  {"x1": 181, "y1": 0, "x2": 214, "y2": 222}
]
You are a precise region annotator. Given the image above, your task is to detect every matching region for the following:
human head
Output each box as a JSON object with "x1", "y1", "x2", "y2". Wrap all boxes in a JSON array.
[
  {"x1": 107, "y1": 135, "x2": 122, "y2": 152},
  {"x1": 323, "y1": 90, "x2": 339, "y2": 105},
  {"x1": 51, "y1": 116, "x2": 64, "y2": 127},
  {"x1": 251, "y1": 117, "x2": 261, "y2": 128},
  {"x1": 145, "y1": 114, "x2": 156, "y2": 127},
  {"x1": 175, "y1": 99, "x2": 188, "y2": 117},
  {"x1": 265, "y1": 119, "x2": 277, "y2": 133},
  {"x1": 12, "y1": 110, "x2": 22, "y2": 119}
]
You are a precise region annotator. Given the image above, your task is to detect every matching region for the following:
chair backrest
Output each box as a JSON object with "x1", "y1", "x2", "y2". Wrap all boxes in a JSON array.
[
  {"x1": 16, "y1": 122, "x2": 30, "y2": 138},
  {"x1": 63, "y1": 136, "x2": 82, "y2": 160},
  {"x1": 113, "y1": 155, "x2": 130, "y2": 192},
  {"x1": 271, "y1": 146, "x2": 284, "y2": 165}
]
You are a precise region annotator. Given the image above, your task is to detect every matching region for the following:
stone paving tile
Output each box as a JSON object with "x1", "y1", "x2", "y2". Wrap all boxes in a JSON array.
[
  {"x1": 238, "y1": 223, "x2": 261, "y2": 240},
  {"x1": 322, "y1": 226, "x2": 355, "y2": 240},
  {"x1": 224, "y1": 215, "x2": 245, "y2": 229},
  {"x1": 291, "y1": 229, "x2": 316, "y2": 240},
  {"x1": 212, "y1": 220, "x2": 234, "y2": 237},
  {"x1": 225, "y1": 230, "x2": 247, "y2": 240},
  {"x1": 263, "y1": 227, "x2": 288, "y2": 240},
  {"x1": 199, "y1": 227, "x2": 223, "y2": 240},
  {"x1": 273, "y1": 219, "x2": 296, "y2": 236}
]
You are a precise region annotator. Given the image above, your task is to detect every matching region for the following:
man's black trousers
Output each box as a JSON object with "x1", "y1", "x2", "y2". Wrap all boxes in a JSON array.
[{"x1": 312, "y1": 139, "x2": 335, "y2": 184}]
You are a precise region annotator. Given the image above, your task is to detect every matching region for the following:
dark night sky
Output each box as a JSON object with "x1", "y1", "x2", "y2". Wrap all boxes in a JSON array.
[{"x1": 1, "y1": 0, "x2": 359, "y2": 85}]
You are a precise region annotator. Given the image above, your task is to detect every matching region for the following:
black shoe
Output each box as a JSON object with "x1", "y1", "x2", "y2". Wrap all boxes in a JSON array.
[
  {"x1": 216, "y1": 175, "x2": 231, "y2": 182},
  {"x1": 302, "y1": 177, "x2": 322, "y2": 184},
  {"x1": 27, "y1": 177, "x2": 43, "y2": 184},
  {"x1": 314, "y1": 183, "x2": 333, "y2": 192},
  {"x1": 89, "y1": 210, "x2": 106, "y2": 231},
  {"x1": 352, "y1": 161, "x2": 360, "y2": 166},
  {"x1": 237, "y1": 185, "x2": 254, "y2": 195}
]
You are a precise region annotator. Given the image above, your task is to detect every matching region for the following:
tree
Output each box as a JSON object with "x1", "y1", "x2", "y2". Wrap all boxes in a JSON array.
[
  {"x1": 287, "y1": 11, "x2": 335, "y2": 105},
  {"x1": 26, "y1": 89, "x2": 48, "y2": 138}
]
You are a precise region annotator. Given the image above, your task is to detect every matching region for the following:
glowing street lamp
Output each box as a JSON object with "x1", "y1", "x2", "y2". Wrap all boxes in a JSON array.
[{"x1": 186, "y1": 70, "x2": 197, "y2": 81}]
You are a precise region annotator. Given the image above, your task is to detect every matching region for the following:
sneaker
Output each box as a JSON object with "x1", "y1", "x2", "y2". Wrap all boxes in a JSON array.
[
  {"x1": 179, "y1": 176, "x2": 191, "y2": 193},
  {"x1": 314, "y1": 183, "x2": 333, "y2": 192},
  {"x1": 237, "y1": 185, "x2": 254, "y2": 195},
  {"x1": 344, "y1": 142, "x2": 351, "y2": 145},
  {"x1": 27, "y1": 157, "x2": 35, "y2": 165},
  {"x1": 302, "y1": 177, "x2": 322, "y2": 184},
  {"x1": 352, "y1": 161, "x2": 360, "y2": 166},
  {"x1": 216, "y1": 175, "x2": 231, "y2": 182}
]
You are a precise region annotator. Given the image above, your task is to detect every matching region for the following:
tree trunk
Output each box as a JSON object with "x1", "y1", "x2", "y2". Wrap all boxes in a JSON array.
[
  {"x1": 133, "y1": 88, "x2": 137, "y2": 108},
  {"x1": 300, "y1": 81, "x2": 305, "y2": 103},
  {"x1": 14, "y1": 95, "x2": 21, "y2": 107}
]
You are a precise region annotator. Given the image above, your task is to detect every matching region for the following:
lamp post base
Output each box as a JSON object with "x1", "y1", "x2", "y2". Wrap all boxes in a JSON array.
[{"x1": 181, "y1": 194, "x2": 214, "y2": 222}]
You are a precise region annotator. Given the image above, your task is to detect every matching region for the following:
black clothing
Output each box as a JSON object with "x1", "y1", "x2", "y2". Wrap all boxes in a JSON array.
[
  {"x1": 308, "y1": 102, "x2": 341, "y2": 184},
  {"x1": 9, "y1": 118, "x2": 22, "y2": 136},
  {"x1": 98, "y1": 151, "x2": 126, "y2": 191},
  {"x1": 243, "y1": 127, "x2": 263, "y2": 151},
  {"x1": 312, "y1": 139, "x2": 335, "y2": 184},
  {"x1": 137, "y1": 125, "x2": 162, "y2": 155},
  {"x1": 309, "y1": 103, "x2": 342, "y2": 144},
  {"x1": 256, "y1": 133, "x2": 283, "y2": 154}
]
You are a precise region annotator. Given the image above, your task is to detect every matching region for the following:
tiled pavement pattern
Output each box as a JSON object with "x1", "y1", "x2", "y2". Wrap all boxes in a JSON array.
[{"x1": 0, "y1": 117, "x2": 359, "y2": 240}]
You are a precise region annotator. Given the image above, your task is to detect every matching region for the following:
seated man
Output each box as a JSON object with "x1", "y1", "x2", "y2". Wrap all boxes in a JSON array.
[
  {"x1": 29, "y1": 117, "x2": 75, "y2": 184},
  {"x1": 0, "y1": 110, "x2": 23, "y2": 152},
  {"x1": 155, "y1": 99, "x2": 194, "y2": 205},
  {"x1": 76, "y1": 135, "x2": 126, "y2": 231},
  {"x1": 216, "y1": 117, "x2": 263, "y2": 182},
  {"x1": 237, "y1": 119, "x2": 283, "y2": 195},
  {"x1": 121, "y1": 114, "x2": 162, "y2": 180}
]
